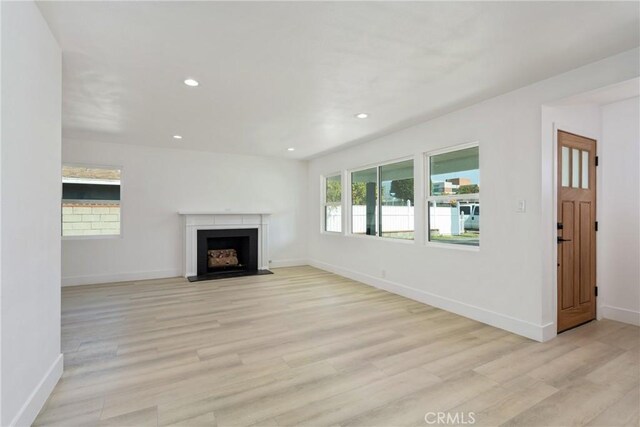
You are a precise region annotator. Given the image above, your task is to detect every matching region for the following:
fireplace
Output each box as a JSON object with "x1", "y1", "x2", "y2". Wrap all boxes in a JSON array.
[
  {"x1": 196, "y1": 228, "x2": 258, "y2": 277},
  {"x1": 180, "y1": 212, "x2": 272, "y2": 281}
]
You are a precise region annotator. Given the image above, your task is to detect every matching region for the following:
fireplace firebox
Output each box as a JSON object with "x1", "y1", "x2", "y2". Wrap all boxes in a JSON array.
[
  {"x1": 197, "y1": 228, "x2": 257, "y2": 275},
  {"x1": 188, "y1": 228, "x2": 271, "y2": 282}
]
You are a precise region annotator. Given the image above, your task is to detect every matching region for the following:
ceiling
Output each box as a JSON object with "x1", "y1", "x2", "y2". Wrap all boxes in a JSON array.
[{"x1": 37, "y1": 1, "x2": 640, "y2": 159}]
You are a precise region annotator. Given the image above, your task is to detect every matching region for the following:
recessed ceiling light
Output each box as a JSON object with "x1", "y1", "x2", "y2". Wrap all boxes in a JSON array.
[
  {"x1": 184, "y1": 78, "x2": 199, "y2": 87},
  {"x1": 173, "y1": 135, "x2": 183, "y2": 140},
  {"x1": 287, "y1": 147, "x2": 295, "y2": 151},
  {"x1": 355, "y1": 113, "x2": 368, "y2": 119}
]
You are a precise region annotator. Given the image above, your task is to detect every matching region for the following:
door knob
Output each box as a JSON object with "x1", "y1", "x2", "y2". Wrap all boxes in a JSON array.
[{"x1": 557, "y1": 237, "x2": 572, "y2": 243}]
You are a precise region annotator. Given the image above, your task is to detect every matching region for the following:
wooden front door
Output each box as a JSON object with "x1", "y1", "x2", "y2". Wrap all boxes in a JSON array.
[{"x1": 557, "y1": 131, "x2": 597, "y2": 332}]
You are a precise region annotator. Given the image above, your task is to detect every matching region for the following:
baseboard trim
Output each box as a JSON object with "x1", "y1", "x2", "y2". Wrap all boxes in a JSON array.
[
  {"x1": 309, "y1": 260, "x2": 552, "y2": 342},
  {"x1": 269, "y1": 259, "x2": 308, "y2": 268},
  {"x1": 62, "y1": 269, "x2": 181, "y2": 287},
  {"x1": 9, "y1": 353, "x2": 63, "y2": 427},
  {"x1": 601, "y1": 305, "x2": 640, "y2": 326}
]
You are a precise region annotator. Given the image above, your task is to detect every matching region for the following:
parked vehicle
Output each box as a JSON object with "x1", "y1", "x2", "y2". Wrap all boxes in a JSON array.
[{"x1": 459, "y1": 203, "x2": 480, "y2": 230}]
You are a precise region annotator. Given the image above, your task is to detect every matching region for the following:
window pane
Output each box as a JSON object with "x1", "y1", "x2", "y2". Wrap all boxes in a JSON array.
[
  {"x1": 351, "y1": 168, "x2": 378, "y2": 236},
  {"x1": 324, "y1": 175, "x2": 342, "y2": 232},
  {"x1": 581, "y1": 151, "x2": 589, "y2": 189},
  {"x1": 62, "y1": 166, "x2": 121, "y2": 237},
  {"x1": 572, "y1": 148, "x2": 580, "y2": 188},
  {"x1": 429, "y1": 199, "x2": 480, "y2": 246},
  {"x1": 325, "y1": 175, "x2": 341, "y2": 204},
  {"x1": 325, "y1": 206, "x2": 342, "y2": 233},
  {"x1": 430, "y1": 146, "x2": 479, "y2": 196},
  {"x1": 561, "y1": 146, "x2": 570, "y2": 187},
  {"x1": 380, "y1": 160, "x2": 414, "y2": 240}
]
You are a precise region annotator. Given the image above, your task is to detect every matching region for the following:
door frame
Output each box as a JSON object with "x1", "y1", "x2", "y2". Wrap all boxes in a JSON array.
[{"x1": 551, "y1": 123, "x2": 601, "y2": 334}]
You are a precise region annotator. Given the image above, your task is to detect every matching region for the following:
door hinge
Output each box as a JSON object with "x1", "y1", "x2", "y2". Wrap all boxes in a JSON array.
[
  {"x1": 595, "y1": 156, "x2": 599, "y2": 166},
  {"x1": 595, "y1": 286, "x2": 598, "y2": 297},
  {"x1": 595, "y1": 221, "x2": 598, "y2": 232}
]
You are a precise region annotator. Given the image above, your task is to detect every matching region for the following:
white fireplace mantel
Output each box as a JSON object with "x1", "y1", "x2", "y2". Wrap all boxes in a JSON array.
[{"x1": 179, "y1": 212, "x2": 271, "y2": 277}]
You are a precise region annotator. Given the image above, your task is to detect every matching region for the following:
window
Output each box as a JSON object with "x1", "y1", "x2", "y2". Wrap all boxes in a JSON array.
[
  {"x1": 351, "y1": 167, "x2": 378, "y2": 236},
  {"x1": 380, "y1": 160, "x2": 414, "y2": 239},
  {"x1": 62, "y1": 165, "x2": 121, "y2": 237},
  {"x1": 427, "y1": 145, "x2": 479, "y2": 246},
  {"x1": 351, "y1": 159, "x2": 414, "y2": 240},
  {"x1": 324, "y1": 174, "x2": 342, "y2": 232}
]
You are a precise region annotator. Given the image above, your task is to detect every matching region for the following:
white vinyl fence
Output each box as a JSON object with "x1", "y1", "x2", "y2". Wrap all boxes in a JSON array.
[
  {"x1": 326, "y1": 205, "x2": 467, "y2": 236},
  {"x1": 429, "y1": 206, "x2": 464, "y2": 236},
  {"x1": 351, "y1": 205, "x2": 414, "y2": 233}
]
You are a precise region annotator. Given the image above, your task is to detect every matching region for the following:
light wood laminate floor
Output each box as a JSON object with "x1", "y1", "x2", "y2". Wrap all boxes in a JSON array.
[{"x1": 35, "y1": 266, "x2": 639, "y2": 426}]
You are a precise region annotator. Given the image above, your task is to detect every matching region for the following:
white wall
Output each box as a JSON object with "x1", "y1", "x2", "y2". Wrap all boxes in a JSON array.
[
  {"x1": 0, "y1": 2, "x2": 3, "y2": 422},
  {"x1": 600, "y1": 97, "x2": 640, "y2": 325},
  {"x1": 1, "y1": 2, "x2": 62, "y2": 425},
  {"x1": 307, "y1": 48, "x2": 639, "y2": 342},
  {"x1": 62, "y1": 139, "x2": 308, "y2": 286}
]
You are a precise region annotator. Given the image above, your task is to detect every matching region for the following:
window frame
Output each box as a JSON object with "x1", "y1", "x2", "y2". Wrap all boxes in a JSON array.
[
  {"x1": 346, "y1": 156, "x2": 415, "y2": 243},
  {"x1": 321, "y1": 172, "x2": 343, "y2": 234},
  {"x1": 62, "y1": 162, "x2": 124, "y2": 240},
  {"x1": 425, "y1": 142, "x2": 480, "y2": 251}
]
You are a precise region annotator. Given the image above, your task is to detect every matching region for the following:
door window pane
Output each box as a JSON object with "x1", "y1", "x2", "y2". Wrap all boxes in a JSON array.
[
  {"x1": 351, "y1": 168, "x2": 378, "y2": 235},
  {"x1": 428, "y1": 199, "x2": 480, "y2": 246},
  {"x1": 581, "y1": 151, "x2": 589, "y2": 189},
  {"x1": 561, "y1": 146, "x2": 570, "y2": 187},
  {"x1": 572, "y1": 148, "x2": 580, "y2": 188},
  {"x1": 380, "y1": 160, "x2": 414, "y2": 240},
  {"x1": 430, "y1": 146, "x2": 479, "y2": 196}
]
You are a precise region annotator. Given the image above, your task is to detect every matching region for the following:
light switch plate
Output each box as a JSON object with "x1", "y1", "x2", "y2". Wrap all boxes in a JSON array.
[{"x1": 516, "y1": 199, "x2": 526, "y2": 213}]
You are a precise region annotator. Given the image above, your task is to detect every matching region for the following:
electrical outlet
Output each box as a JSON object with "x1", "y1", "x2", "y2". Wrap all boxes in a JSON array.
[{"x1": 381, "y1": 269, "x2": 386, "y2": 278}]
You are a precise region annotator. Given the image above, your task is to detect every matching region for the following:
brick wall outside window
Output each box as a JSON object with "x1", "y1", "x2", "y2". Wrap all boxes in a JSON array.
[{"x1": 62, "y1": 202, "x2": 120, "y2": 236}]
